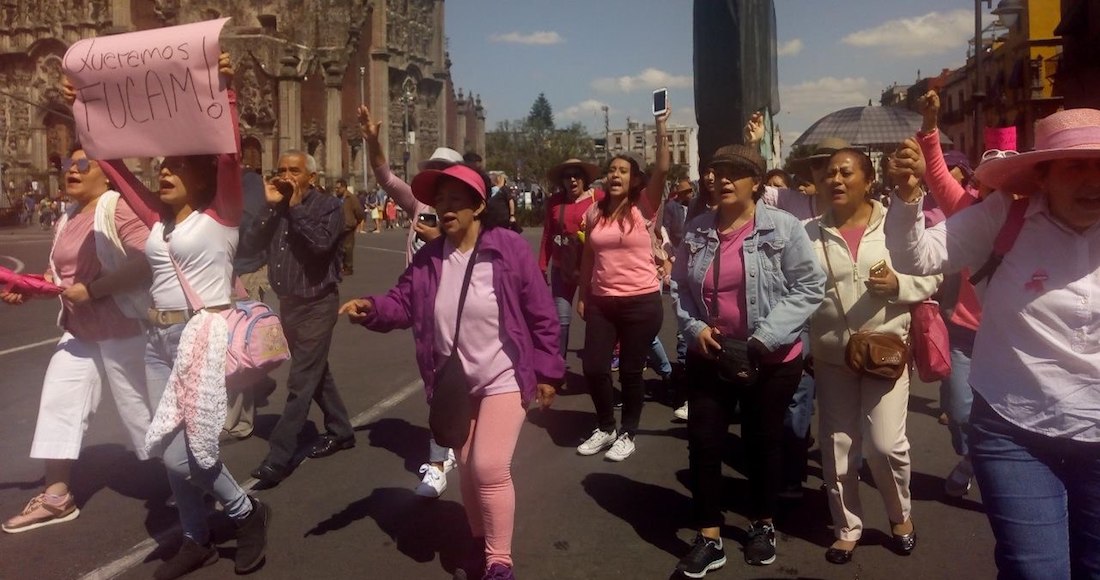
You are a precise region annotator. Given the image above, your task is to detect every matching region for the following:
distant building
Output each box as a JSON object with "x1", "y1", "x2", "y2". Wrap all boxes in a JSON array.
[
  {"x1": 879, "y1": 83, "x2": 912, "y2": 107},
  {"x1": 606, "y1": 121, "x2": 699, "y2": 181}
]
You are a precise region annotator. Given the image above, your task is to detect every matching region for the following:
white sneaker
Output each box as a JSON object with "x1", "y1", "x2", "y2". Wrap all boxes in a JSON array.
[
  {"x1": 604, "y1": 433, "x2": 636, "y2": 462},
  {"x1": 443, "y1": 448, "x2": 457, "y2": 473},
  {"x1": 577, "y1": 429, "x2": 617, "y2": 456},
  {"x1": 674, "y1": 402, "x2": 689, "y2": 421},
  {"x1": 415, "y1": 463, "x2": 447, "y2": 498}
]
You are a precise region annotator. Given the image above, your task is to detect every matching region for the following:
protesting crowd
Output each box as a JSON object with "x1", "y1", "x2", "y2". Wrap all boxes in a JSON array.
[{"x1": 0, "y1": 27, "x2": 1098, "y2": 580}]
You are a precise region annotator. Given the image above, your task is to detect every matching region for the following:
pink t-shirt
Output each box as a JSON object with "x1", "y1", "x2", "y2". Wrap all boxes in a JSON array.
[
  {"x1": 50, "y1": 202, "x2": 147, "y2": 342},
  {"x1": 433, "y1": 241, "x2": 520, "y2": 398},
  {"x1": 702, "y1": 219, "x2": 803, "y2": 364},
  {"x1": 839, "y1": 226, "x2": 867, "y2": 263},
  {"x1": 587, "y1": 204, "x2": 660, "y2": 297}
]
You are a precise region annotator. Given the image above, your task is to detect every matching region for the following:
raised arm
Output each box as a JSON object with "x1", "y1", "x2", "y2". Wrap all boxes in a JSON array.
[
  {"x1": 209, "y1": 53, "x2": 243, "y2": 226},
  {"x1": 359, "y1": 105, "x2": 420, "y2": 215},
  {"x1": 912, "y1": 90, "x2": 974, "y2": 216},
  {"x1": 885, "y1": 187, "x2": 1007, "y2": 278},
  {"x1": 643, "y1": 107, "x2": 671, "y2": 215},
  {"x1": 99, "y1": 160, "x2": 165, "y2": 228}
]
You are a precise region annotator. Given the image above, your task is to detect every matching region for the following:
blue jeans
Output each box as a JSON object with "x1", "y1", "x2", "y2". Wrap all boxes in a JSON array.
[
  {"x1": 146, "y1": 323, "x2": 251, "y2": 544},
  {"x1": 549, "y1": 268, "x2": 577, "y2": 358},
  {"x1": 969, "y1": 394, "x2": 1100, "y2": 579},
  {"x1": 941, "y1": 322, "x2": 975, "y2": 457},
  {"x1": 647, "y1": 337, "x2": 672, "y2": 377},
  {"x1": 783, "y1": 370, "x2": 816, "y2": 485}
]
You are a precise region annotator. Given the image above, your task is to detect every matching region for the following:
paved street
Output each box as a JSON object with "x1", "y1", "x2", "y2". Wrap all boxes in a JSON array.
[{"x1": 0, "y1": 225, "x2": 996, "y2": 580}]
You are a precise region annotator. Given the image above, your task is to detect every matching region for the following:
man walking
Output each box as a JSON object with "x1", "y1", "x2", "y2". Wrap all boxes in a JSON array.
[
  {"x1": 245, "y1": 150, "x2": 355, "y2": 486},
  {"x1": 336, "y1": 178, "x2": 365, "y2": 275}
]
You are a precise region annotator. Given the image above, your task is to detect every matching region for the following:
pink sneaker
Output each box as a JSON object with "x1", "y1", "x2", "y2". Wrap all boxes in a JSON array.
[{"x1": 2, "y1": 493, "x2": 80, "y2": 533}]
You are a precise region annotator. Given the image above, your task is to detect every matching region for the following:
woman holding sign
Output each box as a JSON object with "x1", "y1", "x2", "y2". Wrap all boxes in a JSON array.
[{"x1": 64, "y1": 53, "x2": 269, "y2": 579}]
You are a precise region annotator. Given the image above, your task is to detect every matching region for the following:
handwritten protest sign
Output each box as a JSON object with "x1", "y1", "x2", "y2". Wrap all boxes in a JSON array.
[{"x1": 63, "y1": 18, "x2": 233, "y2": 159}]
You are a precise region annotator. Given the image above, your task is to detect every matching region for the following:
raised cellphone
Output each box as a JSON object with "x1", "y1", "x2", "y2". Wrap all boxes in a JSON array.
[
  {"x1": 417, "y1": 213, "x2": 438, "y2": 228},
  {"x1": 652, "y1": 87, "x2": 668, "y2": 116}
]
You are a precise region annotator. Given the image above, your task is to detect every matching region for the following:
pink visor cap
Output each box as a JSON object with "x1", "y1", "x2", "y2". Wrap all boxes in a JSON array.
[{"x1": 410, "y1": 164, "x2": 487, "y2": 207}]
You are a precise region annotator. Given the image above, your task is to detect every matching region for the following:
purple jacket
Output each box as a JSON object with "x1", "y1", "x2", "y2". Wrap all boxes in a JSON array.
[{"x1": 361, "y1": 227, "x2": 564, "y2": 404}]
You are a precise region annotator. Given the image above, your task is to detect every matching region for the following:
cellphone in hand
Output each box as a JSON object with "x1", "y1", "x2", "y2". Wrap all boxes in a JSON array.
[
  {"x1": 869, "y1": 259, "x2": 888, "y2": 277},
  {"x1": 417, "y1": 213, "x2": 438, "y2": 228},
  {"x1": 652, "y1": 87, "x2": 668, "y2": 116}
]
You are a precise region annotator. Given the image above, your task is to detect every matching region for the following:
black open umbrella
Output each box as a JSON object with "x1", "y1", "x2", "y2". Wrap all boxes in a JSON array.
[{"x1": 792, "y1": 106, "x2": 953, "y2": 150}]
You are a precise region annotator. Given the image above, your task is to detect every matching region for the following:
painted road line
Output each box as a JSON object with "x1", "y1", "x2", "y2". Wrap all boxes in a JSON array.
[
  {"x1": 78, "y1": 378, "x2": 424, "y2": 580},
  {"x1": 357, "y1": 244, "x2": 405, "y2": 255},
  {"x1": 0, "y1": 336, "x2": 61, "y2": 357},
  {"x1": 0, "y1": 255, "x2": 25, "y2": 272}
]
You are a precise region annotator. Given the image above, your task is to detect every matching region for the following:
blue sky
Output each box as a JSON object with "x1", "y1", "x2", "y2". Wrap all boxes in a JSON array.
[{"x1": 445, "y1": 0, "x2": 994, "y2": 156}]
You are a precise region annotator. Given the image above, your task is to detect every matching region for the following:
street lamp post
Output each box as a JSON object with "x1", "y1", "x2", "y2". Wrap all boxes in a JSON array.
[
  {"x1": 400, "y1": 76, "x2": 416, "y2": 179},
  {"x1": 974, "y1": 0, "x2": 991, "y2": 161},
  {"x1": 359, "y1": 66, "x2": 368, "y2": 194}
]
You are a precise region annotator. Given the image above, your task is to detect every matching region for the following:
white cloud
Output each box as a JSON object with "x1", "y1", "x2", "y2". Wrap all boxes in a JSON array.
[
  {"x1": 488, "y1": 31, "x2": 564, "y2": 45},
  {"x1": 591, "y1": 68, "x2": 692, "y2": 93},
  {"x1": 562, "y1": 99, "x2": 611, "y2": 120},
  {"x1": 777, "y1": 38, "x2": 804, "y2": 57},
  {"x1": 842, "y1": 10, "x2": 980, "y2": 57},
  {"x1": 781, "y1": 76, "x2": 874, "y2": 114}
]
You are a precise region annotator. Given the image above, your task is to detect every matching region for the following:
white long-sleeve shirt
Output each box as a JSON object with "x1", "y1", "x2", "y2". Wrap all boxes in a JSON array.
[{"x1": 885, "y1": 191, "x2": 1100, "y2": 442}]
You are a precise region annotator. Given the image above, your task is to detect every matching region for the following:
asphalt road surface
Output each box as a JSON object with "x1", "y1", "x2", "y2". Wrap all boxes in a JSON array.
[{"x1": 0, "y1": 224, "x2": 996, "y2": 580}]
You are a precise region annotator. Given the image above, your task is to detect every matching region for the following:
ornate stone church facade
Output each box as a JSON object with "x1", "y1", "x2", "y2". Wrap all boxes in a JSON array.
[{"x1": 0, "y1": 0, "x2": 486, "y2": 191}]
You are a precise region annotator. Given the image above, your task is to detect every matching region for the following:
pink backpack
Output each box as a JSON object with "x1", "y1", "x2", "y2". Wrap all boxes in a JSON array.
[{"x1": 169, "y1": 258, "x2": 290, "y2": 390}]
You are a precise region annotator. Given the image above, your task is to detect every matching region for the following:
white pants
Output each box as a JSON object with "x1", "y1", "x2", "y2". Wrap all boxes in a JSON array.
[
  {"x1": 30, "y1": 332, "x2": 152, "y2": 460},
  {"x1": 817, "y1": 361, "x2": 912, "y2": 542}
]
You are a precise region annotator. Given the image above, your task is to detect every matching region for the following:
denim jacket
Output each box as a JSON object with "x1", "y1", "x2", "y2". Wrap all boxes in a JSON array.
[{"x1": 671, "y1": 203, "x2": 825, "y2": 352}]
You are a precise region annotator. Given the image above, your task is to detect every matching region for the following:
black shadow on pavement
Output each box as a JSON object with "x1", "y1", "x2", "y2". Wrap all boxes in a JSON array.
[
  {"x1": 70, "y1": 444, "x2": 180, "y2": 539},
  {"x1": 856, "y1": 462, "x2": 985, "y2": 514},
  {"x1": 305, "y1": 486, "x2": 469, "y2": 573},
  {"x1": 525, "y1": 408, "x2": 597, "y2": 449},
  {"x1": 908, "y1": 393, "x2": 942, "y2": 420},
  {"x1": 581, "y1": 472, "x2": 693, "y2": 559},
  {"x1": 358, "y1": 417, "x2": 431, "y2": 474},
  {"x1": 555, "y1": 370, "x2": 589, "y2": 397}
]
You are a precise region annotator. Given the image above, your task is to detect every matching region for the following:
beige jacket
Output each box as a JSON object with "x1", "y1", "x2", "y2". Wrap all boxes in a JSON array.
[{"x1": 805, "y1": 200, "x2": 941, "y2": 366}]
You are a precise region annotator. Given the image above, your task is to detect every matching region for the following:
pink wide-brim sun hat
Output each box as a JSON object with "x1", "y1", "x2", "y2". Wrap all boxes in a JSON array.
[
  {"x1": 411, "y1": 164, "x2": 487, "y2": 207},
  {"x1": 975, "y1": 108, "x2": 1100, "y2": 192}
]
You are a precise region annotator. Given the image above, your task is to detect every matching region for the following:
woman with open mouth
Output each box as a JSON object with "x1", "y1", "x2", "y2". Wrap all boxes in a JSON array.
[{"x1": 886, "y1": 108, "x2": 1100, "y2": 580}]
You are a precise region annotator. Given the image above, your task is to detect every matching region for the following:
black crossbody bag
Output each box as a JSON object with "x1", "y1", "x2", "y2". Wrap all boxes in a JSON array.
[
  {"x1": 428, "y1": 236, "x2": 482, "y2": 449},
  {"x1": 708, "y1": 224, "x2": 760, "y2": 386}
]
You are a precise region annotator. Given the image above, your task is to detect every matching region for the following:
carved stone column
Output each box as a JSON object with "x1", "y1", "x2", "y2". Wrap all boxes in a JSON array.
[
  {"x1": 110, "y1": 0, "x2": 132, "y2": 31},
  {"x1": 277, "y1": 53, "x2": 302, "y2": 154},
  {"x1": 323, "y1": 63, "x2": 345, "y2": 180},
  {"x1": 454, "y1": 92, "x2": 467, "y2": 154}
]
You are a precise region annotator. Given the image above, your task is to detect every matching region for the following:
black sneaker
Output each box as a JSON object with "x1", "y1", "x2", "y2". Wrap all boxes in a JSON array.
[
  {"x1": 154, "y1": 538, "x2": 217, "y2": 580},
  {"x1": 234, "y1": 497, "x2": 270, "y2": 574},
  {"x1": 745, "y1": 520, "x2": 777, "y2": 566},
  {"x1": 675, "y1": 534, "x2": 726, "y2": 578}
]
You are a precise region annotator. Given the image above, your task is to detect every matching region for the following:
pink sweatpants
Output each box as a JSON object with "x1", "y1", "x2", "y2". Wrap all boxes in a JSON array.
[{"x1": 457, "y1": 391, "x2": 526, "y2": 569}]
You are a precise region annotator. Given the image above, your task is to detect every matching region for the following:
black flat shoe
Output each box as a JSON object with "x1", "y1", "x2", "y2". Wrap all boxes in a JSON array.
[
  {"x1": 825, "y1": 545, "x2": 855, "y2": 564},
  {"x1": 891, "y1": 531, "x2": 917, "y2": 555},
  {"x1": 307, "y1": 435, "x2": 355, "y2": 459},
  {"x1": 250, "y1": 462, "x2": 289, "y2": 485}
]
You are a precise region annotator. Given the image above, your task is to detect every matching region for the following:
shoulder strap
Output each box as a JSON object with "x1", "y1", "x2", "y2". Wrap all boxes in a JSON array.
[
  {"x1": 818, "y1": 224, "x2": 856, "y2": 337},
  {"x1": 968, "y1": 196, "x2": 1029, "y2": 286},
  {"x1": 450, "y1": 234, "x2": 483, "y2": 345},
  {"x1": 167, "y1": 252, "x2": 206, "y2": 312}
]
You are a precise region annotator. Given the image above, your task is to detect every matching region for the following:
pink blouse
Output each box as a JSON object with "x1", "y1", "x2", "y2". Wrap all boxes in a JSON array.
[{"x1": 50, "y1": 202, "x2": 147, "y2": 341}]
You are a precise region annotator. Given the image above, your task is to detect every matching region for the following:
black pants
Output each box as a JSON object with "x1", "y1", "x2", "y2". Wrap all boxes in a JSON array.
[
  {"x1": 265, "y1": 288, "x2": 354, "y2": 467},
  {"x1": 582, "y1": 292, "x2": 663, "y2": 436},
  {"x1": 340, "y1": 228, "x2": 356, "y2": 272},
  {"x1": 687, "y1": 351, "x2": 802, "y2": 527}
]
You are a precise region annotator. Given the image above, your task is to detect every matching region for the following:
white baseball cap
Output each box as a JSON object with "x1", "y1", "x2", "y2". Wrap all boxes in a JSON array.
[{"x1": 418, "y1": 147, "x2": 464, "y2": 170}]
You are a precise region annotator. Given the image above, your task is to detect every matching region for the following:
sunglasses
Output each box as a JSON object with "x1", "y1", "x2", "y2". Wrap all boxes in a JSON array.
[
  {"x1": 161, "y1": 157, "x2": 189, "y2": 173},
  {"x1": 675, "y1": 189, "x2": 694, "y2": 196},
  {"x1": 562, "y1": 171, "x2": 584, "y2": 181},
  {"x1": 62, "y1": 158, "x2": 92, "y2": 173},
  {"x1": 981, "y1": 149, "x2": 1019, "y2": 162}
]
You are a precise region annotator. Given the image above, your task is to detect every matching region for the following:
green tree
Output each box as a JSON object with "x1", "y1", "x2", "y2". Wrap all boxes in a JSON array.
[
  {"x1": 486, "y1": 95, "x2": 598, "y2": 191},
  {"x1": 527, "y1": 93, "x2": 554, "y2": 134}
]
